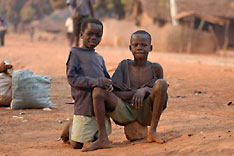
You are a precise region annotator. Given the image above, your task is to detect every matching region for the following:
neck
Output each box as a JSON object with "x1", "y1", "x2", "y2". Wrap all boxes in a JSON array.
[
  {"x1": 80, "y1": 45, "x2": 95, "y2": 51},
  {"x1": 133, "y1": 58, "x2": 148, "y2": 67}
]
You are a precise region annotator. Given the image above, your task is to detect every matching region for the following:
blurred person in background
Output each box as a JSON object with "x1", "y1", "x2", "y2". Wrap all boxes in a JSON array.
[
  {"x1": 132, "y1": 0, "x2": 142, "y2": 26},
  {"x1": 65, "y1": 17, "x2": 74, "y2": 47},
  {"x1": 66, "y1": 0, "x2": 95, "y2": 47},
  {"x1": 0, "y1": 17, "x2": 8, "y2": 47}
]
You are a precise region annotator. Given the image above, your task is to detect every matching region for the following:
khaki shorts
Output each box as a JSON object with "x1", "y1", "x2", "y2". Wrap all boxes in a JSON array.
[
  {"x1": 71, "y1": 115, "x2": 112, "y2": 143},
  {"x1": 108, "y1": 96, "x2": 167, "y2": 126}
]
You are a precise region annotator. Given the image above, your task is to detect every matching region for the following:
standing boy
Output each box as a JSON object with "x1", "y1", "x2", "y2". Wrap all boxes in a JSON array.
[
  {"x1": 66, "y1": 0, "x2": 95, "y2": 47},
  {"x1": 65, "y1": 18, "x2": 113, "y2": 151}
]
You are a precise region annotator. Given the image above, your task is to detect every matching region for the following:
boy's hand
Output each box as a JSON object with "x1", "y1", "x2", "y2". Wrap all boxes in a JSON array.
[
  {"x1": 96, "y1": 77, "x2": 112, "y2": 91},
  {"x1": 0, "y1": 61, "x2": 13, "y2": 73},
  {"x1": 131, "y1": 88, "x2": 146, "y2": 109}
]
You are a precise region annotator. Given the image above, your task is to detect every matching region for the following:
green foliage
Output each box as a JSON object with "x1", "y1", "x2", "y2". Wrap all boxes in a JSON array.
[
  {"x1": 0, "y1": 0, "x2": 139, "y2": 29},
  {"x1": 20, "y1": 1, "x2": 36, "y2": 23},
  {"x1": 49, "y1": 0, "x2": 66, "y2": 9},
  {"x1": 121, "y1": 0, "x2": 135, "y2": 12},
  {"x1": 0, "y1": 0, "x2": 53, "y2": 30}
]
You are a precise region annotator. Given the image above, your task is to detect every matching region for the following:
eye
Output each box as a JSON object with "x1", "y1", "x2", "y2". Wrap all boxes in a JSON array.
[
  {"x1": 96, "y1": 33, "x2": 102, "y2": 38},
  {"x1": 141, "y1": 43, "x2": 147, "y2": 47},
  {"x1": 87, "y1": 32, "x2": 94, "y2": 36},
  {"x1": 133, "y1": 43, "x2": 138, "y2": 47}
]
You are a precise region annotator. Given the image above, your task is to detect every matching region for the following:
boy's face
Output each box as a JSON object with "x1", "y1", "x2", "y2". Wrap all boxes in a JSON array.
[
  {"x1": 130, "y1": 34, "x2": 152, "y2": 60},
  {"x1": 80, "y1": 23, "x2": 103, "y2": 49}
]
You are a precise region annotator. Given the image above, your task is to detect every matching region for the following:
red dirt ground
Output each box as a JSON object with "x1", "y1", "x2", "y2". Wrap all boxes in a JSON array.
[{"x1": 0, "y1": 34, "x2": 234, "y2": 156}]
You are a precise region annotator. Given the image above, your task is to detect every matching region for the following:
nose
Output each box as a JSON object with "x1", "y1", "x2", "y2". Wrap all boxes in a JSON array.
[
  {"x1": 90, "y1": 34, "x2": 97, "y2": 41},
  {"x1": 136, "y1": 44, "x2": 143, "y2": 50}
]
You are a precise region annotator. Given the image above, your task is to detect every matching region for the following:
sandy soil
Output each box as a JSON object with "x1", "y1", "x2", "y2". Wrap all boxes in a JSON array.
[{"x1": 0, "y1": 34, "x2": 234, "y2": 156}]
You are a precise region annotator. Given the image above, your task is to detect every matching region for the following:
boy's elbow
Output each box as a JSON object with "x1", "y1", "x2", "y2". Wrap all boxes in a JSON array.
[{"x1": 67, "y1": 76, "x2": 76, "y2": 87}]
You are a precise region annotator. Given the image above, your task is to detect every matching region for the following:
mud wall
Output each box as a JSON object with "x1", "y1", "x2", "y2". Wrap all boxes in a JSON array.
[{"x1": 102, "y1": 19, "x2": 216, "y2": 53}]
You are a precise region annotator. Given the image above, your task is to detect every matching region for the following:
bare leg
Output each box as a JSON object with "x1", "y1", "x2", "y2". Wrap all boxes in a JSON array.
[
  {"x1": 60, "y1": 118, "x2": 84, "y2": 149},
  {"x1": 82, "y1": 87, "x2": 117, "y2": 152},
  {"x1": 60, "y1": 119, "x2": 73, "y2": 143},
  {"x1": 147, "y1": 79, "x2": 168, "y2": 143},
  {"x1": 70, "y1": 140, "x2": 84, "y2": 149}
]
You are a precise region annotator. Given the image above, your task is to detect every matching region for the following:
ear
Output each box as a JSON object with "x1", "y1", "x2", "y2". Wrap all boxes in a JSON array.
[
  {"x1": 150, "y1": 45, "x2": 153, "y2": 52},
  {"x1": 129, "y1": 45, "x2": 132, "y2": 51},
  {"x1": 80, "y1": 31, "x2": 84, "y2": 39}
]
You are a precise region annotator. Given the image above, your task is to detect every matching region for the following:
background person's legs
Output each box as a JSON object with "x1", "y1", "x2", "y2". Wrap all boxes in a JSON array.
[
  {"x1": 73, "y1": 15, "x2": 88, "y2": 47},
  {"x1": 0, "y1": 32, "x2": 4, "y2": 46}
]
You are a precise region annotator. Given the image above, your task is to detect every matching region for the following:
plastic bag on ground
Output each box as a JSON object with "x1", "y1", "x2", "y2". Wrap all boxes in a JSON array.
[{"x1": 11, "y1": 69, "x2": 53, "y2": 109}]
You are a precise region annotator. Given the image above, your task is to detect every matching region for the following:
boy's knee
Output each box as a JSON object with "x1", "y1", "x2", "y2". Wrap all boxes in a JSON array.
[
  {"x1": 92, "y1": 87, "x2": 105, "y2": 98},
  {"x1": 153, "y1": 79, "x2": 168, "y2": 93}
]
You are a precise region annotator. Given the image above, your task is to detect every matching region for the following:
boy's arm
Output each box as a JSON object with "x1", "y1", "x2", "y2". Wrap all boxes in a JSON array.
[
  {"x1": 102, "y1": 59, "x2": 110, "y2": 79},
  {"x1": 113, "y1": 90, "x2": 136, "y2": 100},
  {"x1": 67, "y1": 66, "x2": 98, "y2": 89},
  {"x1": 154, "y1": 63, "x2": 164, "y2": 79},
  {"x1": 66, "y1": 51, "x2": 107, "y2": 89}
]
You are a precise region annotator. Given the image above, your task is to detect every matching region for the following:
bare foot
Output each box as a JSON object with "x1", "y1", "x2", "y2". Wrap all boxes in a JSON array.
[
  {"x1": 147, "y1": 132, "x2": 165, "y2": 144},
  {"x1": 82, "y1": 139, "x2": 111, "y2": 152}
]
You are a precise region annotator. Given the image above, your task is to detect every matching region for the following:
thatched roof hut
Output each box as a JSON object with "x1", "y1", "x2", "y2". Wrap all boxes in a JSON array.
[
  {"x1": 177, "y1": 0, "x2": 234, "y2": 19},
  {"x1": 140, "y1": 0, "x2": 234, "y2": 53},
  {"x1": 141, "y1": 0, "x2": 234, "y2": 21}
]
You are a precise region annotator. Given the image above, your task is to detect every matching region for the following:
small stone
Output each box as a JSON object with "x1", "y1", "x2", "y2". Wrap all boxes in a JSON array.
[
  {"x1": 57, "y1": 120, "x2": 63, "y2": 123},
  {"x1": 124, "y1": 121, "x2": 148, "y2": 141},
  {"x1": 43, "y1": 108, "x2": 52, "y2": 111},
  {"x1": 19, "y1": 112, "x2": 25, "y2": 115}
]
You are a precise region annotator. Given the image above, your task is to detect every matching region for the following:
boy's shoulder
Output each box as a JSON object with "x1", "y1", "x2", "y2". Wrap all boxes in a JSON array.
[
  {"x1": 118, "y1": 59, "x2": 162, "y2": 68},
  {"x1": 119, "y1": 59, "x2": 133, "y2": 65},
  {"x1": 150, "y1": 62, "x2": 163, "y2": 73},
  {"x1": 150, "y1": 62, "x2": 162, "y2": 68},
  {"x1": 70, "y1": 46, "x2": 80, "y2": 53},
  {"x1": 70, "y1": 47, "x2": 98, "y2": 55}
]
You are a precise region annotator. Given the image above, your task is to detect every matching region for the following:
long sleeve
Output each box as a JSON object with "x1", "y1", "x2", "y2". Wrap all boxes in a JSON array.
[
  {"x1": 102, "y1": 59, "x2": 110, "y2": 79},
  {"x1": 66, "y1": 51, "x2": 97, "y2": 89}
]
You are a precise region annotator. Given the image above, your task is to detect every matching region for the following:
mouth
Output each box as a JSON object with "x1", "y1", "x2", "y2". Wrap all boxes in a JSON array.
[
  {"x1": 88, "y1": 42, "x2": 98, "y2": 47},
  {"x1": 135, "y1": 52, "x2": 145, "y2": 54}
]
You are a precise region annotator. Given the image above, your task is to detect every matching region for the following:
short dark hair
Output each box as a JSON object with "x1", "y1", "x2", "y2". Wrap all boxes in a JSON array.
[
  {"x1": 130, "y1": 30, "x2": 152, "y2": 43},
  {"x1": 81, "y1": 18, "x2": 103, "y2": 32}
]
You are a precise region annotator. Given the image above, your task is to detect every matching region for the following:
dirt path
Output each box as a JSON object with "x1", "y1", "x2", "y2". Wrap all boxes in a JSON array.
[{"x1": 0, "y1": 34, "x2": 234, "y2": 156}]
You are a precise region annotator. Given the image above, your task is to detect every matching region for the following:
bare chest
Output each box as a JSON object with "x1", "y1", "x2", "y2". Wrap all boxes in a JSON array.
[{"x1": 128, "y1": 65, "x2": 154, "y2": 89}]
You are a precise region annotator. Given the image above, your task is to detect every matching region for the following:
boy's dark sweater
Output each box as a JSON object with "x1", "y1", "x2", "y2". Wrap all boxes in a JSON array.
[{"x1": 66, "y1": 47, "x2": 110, "y2": 116}]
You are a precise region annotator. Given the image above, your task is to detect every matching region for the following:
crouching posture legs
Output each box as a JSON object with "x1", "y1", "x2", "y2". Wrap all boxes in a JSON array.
[
  {"x1": 147, "y1": 79, "x2": 168, "y2": 144},
  {"x1": 82, "y1": 87, "x2": 117, "y2": 152}
]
